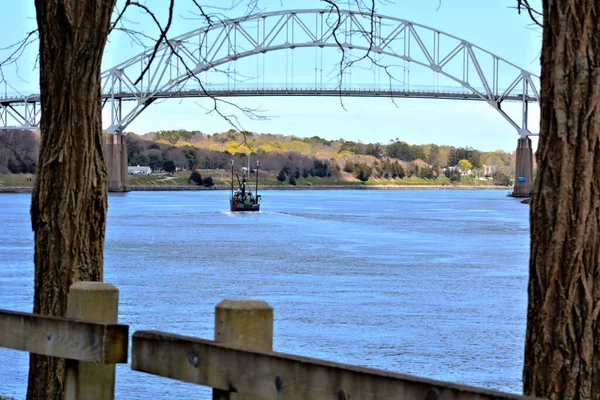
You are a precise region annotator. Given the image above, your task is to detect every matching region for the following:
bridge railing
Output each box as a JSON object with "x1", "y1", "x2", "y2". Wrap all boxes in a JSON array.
[
  {"x1": 0, "y1": 85, "x2": 535, "y2": 102},
  {"x1": 0, "y1": 282, "x2": 537, "y2": 400}
]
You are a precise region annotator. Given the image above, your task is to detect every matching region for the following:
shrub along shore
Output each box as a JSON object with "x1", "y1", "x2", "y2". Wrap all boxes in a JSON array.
[
  {"x1": 0, "y1": 171, "x2": 512, "y2": 193},
  {"x1": 0, "y1": 182, "x2": 510, "y2": 194}
]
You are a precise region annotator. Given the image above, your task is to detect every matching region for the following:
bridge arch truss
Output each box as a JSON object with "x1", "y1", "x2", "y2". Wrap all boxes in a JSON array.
[{"x1": 1, "y1": 9, "x2": 539, "y2": 135}]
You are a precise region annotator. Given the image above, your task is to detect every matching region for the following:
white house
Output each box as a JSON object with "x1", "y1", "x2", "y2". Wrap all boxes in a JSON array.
[
  {"x1": 446, "y1": 165, "x2": 472, "y2": 177},
  {"x1": 127, "y1": 166, "x2": 152, "y2": 175}
]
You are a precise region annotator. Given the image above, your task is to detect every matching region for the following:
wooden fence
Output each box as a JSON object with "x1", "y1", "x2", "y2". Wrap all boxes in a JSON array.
[{"x1": 0, "y1": 282, "x2": 537, "y2": 400}]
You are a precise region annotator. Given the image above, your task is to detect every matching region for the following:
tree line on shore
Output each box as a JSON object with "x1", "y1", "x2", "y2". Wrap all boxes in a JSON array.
[
  {"x1": 0, "y1": 128, "x2": 517, "y2": 185},
  {"x1": 129, "y1": 129, "x2": 518, "y2": 185}
]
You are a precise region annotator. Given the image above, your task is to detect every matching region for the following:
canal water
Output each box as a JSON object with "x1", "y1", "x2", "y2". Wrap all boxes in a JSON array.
[{"x1": 0, "y1": 189, "x2": 529, "y2": 399}]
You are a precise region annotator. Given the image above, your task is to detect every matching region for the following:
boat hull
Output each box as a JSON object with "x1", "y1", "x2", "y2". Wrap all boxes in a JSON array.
[{"x1": 230, "y1": 200, "x2": 260, "y2": 212}]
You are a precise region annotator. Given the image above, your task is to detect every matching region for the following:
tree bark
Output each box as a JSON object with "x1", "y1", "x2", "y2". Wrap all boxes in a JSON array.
[
  {"x1": 27, "y1": 1, "x2": 116, "y2": 399},
  {"x1": 523, "y1": 1, "x2": 600, "y2": 399}
]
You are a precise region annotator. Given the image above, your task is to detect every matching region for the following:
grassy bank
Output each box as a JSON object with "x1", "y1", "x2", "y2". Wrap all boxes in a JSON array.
[
  {"x1": 0, "y1": 171, "x2": 509, "y2": 189},
  {"x1": 0, "y1": 173, "x2": 36, "y2": 187}
]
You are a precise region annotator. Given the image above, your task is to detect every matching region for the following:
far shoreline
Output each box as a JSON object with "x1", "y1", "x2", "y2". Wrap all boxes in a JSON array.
[{"x1": 0, "y1": 184, "x2": 512, "y2": 194}]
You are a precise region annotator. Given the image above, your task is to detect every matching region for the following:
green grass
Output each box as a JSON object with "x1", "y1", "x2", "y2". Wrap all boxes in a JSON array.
[
  {"x1": 127, "y1": 171, "x2": 189, "y2": 185},
  {"x1": 0, "y1": 173, "x2": 35, "y2": 187},
  {"x1": 362, "y1": 176, "x2": 504, "y2": 187},
  {"x1": 294, "y1": 176, "x2": 363, "y2": 186},
  {"x1": 391, "y1": 176, "x2": 453, "y2": 186},
  {"x1": 0, "y1": 171, "x2": 509, "y2": 189},
  {"x1": 365, "y1": 176, "x2": 447, "y2": 186},
  {"x1": 459, "y1": 176, "x2": 495, "y2": 186}
]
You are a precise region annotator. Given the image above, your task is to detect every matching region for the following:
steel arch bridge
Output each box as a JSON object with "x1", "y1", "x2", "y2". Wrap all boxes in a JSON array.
[{"x1": 0, "y1": 9, "x2": 539, "y2": 135}]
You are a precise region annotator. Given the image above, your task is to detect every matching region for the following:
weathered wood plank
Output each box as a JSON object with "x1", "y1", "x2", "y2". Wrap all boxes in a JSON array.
[
  {"x1": 0, "y1": 309, "x2": 128, "y2": 364},
  {"x1": 132, "y1": 330, "x2": 537, "y2": 400},
  {"x1": 213, "y1": 299, "x2": 273, "y2": 400},
  {"x1": 64, "y1": 282, "x2": 122, "y2": 400}
]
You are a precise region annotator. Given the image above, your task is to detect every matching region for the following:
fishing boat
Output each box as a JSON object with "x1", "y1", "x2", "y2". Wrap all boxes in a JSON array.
[{"x1": 230, "y1": 160, "x2": 261, "y2": 212}]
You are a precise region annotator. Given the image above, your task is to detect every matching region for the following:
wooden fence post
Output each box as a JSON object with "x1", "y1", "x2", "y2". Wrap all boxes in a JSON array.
[
  {"x1": 213, "y1": 300, "x2": 273, "y2": 400},
  {"x1": 64, "y1": 282, "x2": 120, "y2": 400}
]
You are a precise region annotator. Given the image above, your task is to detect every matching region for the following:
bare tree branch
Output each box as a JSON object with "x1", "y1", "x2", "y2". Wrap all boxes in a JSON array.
[
  {"x1": 321, "y1": 0, "x2": 403, "y2": 108},
  {"x1": 322, "y1": 0, "x2": 348, "y2": 109},
  {"x1": 126, "y1": 1, "x2": 175, "y2": 85},
  {"x1": 109, "y1": 0, "x2": 270, "y2": 147},
  {"x1": 0, "y1": 29, "x2": 39, "y2": 94},
  {"x1": 2, "y1": 0, "x2": 409, "y2": 143},
  {"x1": 515, "y1": 0, "x2": 543, "y2": 28}
]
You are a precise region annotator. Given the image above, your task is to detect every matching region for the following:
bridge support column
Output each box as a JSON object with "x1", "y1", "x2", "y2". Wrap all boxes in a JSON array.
[
  {"x1": 512, "y1": 136, "x2": 533, "y2": 197},
  {"x1": 102, "y1": 133, "x2": 129, "y2": 192}
]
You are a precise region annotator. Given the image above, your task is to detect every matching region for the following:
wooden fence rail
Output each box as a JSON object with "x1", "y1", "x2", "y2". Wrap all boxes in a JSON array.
[
  {"x1": 0, "y1": 308, "x2": 127, "y2": 363},
  {"x1": 132, "y1": 329, "x2": 535, "y2": 400},
  {"x1": 0, "y1": 283, "x2": 538, "y2": 400},
  {"x1": 0, "y1": 282, "x2": 128, "y2": 400},
  {"x1": 131, "y1": 299, "x2": 537, "y2": 400}
]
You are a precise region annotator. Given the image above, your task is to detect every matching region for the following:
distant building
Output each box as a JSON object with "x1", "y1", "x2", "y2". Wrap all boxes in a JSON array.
[
  {"x1": 446, "y1": 165, "x2": 472, "y2": 177},
  {"x1": 483, "y1": 164, "x2": 497, "y2": 176},
  {"x1": 128, "y1": 166, "x2": 152, "y2": 175}
]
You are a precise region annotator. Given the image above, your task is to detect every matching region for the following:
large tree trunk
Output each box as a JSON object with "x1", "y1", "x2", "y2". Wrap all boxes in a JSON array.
[
  {"x1": 27, "y1": 1, "x2": 116, "y2": 399},
  {"x1": 523, "y1": 1, "x2": 600, "y2": 399}
]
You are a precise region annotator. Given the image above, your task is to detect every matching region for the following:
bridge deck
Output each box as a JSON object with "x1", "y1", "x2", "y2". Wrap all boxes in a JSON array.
[{"x1": 0, "y1": 88, "x2": 537, "y2": 105}]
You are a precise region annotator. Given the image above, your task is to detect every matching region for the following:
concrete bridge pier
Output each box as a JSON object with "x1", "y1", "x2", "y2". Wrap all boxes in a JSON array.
[
  {"x1": 102, "y1": 133, "x2": 129, "y2": 192},
  {"x1": 512, "y1": 136, "x2": 533, "y2": 197}
]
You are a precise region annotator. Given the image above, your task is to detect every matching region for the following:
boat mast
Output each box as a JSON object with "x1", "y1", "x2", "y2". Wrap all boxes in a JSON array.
[
  {"x1": 256, "y1": 160, "x2": 260, "y2": 198},
  {"x1": 230, "y1": 159, "x2": 234, "y2": 198}
]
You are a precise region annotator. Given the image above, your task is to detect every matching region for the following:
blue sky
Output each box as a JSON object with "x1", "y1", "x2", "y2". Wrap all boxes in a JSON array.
[{"x1": 0, "y1": 0, "x2": 542, "y2": 151}]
